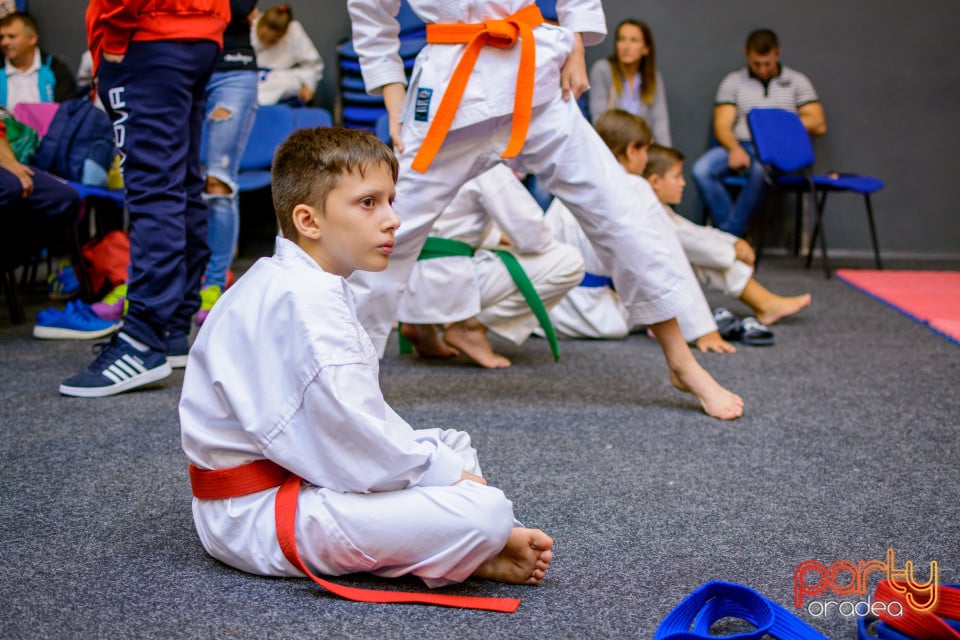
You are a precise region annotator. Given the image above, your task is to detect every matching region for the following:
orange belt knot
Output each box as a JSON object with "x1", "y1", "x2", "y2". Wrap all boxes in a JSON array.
[{"x1": 411, "y1": 4, "x2": 544, "y2": 173}]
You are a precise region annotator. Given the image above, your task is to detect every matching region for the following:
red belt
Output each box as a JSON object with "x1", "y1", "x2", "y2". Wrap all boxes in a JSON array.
[
  {"x1": 189, "y1": 459, "x2": 521, "y2": 612},
  {"x1": 873, "y1": 579, "x2": 960, "y2": 639},
  {"x1": 410, "y1": 4, "x2": 544, "y2": 173}
]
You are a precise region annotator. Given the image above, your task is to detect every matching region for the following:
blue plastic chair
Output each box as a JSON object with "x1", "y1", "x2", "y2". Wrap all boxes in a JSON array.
[
  {"x1": 237, "y1": 104, "x2": 295, "y2": 192},
  {"x1": 747, "y1": 108, "x2": 883, "y2": 276},
  {"x1": 291, "y1": 106, "x2": 333, "y2": 131},
  {"x1": 374, "y1": 112, "x2": 391, "y2": 145}
]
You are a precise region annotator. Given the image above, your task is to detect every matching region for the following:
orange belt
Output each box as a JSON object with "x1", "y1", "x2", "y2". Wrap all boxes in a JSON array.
[
  {"x1": 410, "y1": 4, "x2": 544, "y2": 173},
  {"x1": 189, "y1": 460, "x2": 521, "y2": 613}
]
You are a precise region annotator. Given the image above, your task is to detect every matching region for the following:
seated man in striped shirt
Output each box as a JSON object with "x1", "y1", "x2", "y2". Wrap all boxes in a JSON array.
[{"x1": 691, "y1": 28, "x2": 826, "y2": 238}]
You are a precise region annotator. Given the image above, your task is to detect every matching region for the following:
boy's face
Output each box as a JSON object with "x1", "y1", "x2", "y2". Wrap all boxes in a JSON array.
[
  {"x1": 307, "y1": 163, "x2": 399, "y2": 277},
  {"x1": 622, "y1": 143, "x2": 649, "y2": 177},
  {"x1": 652, "y1": 161, "x2": 686, "y2": 206}
]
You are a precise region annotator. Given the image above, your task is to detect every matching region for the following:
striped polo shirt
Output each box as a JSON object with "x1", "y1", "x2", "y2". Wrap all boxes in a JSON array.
[{"x1": 716, "y1": 64, "x2": 819, "y2": 140}]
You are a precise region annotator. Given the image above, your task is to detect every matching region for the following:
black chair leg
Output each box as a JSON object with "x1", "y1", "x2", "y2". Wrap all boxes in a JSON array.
[
  {"x1": 805, "y1": 185, "x2": 831, "y2": 277},
  {"x1": 793, "y1": 191, "x2": 804, "y2": 257},
  {"x1": 3, "y1": 268, "x2": 26, "y2": 325},
  {"x1": 864, "y1": 195, "x2": 882, "y2": 269}
]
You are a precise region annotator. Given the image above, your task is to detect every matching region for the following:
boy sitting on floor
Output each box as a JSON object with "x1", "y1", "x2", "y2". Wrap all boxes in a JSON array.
[{"x1": 179, "y1": 128, "x2": 552, "y2": 600}]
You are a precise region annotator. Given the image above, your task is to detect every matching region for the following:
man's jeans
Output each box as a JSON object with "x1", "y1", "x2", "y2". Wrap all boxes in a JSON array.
[{"x1": 691, "y1": 141, "x2": 767, "y2": 238}]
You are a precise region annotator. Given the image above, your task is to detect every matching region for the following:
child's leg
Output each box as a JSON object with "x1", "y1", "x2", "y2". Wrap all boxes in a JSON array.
[
  {"x1": 649, "y1": 318, "x2": 744, "y2": 420},
  {"x1": 297, "y1": 427, "x2": 551, "y2": 587},
  {"x1": 518, "y1": 100, "x2": 742, "y2": 419},
  {"x1": 443, "y1": 317, "x2": 512, "y2": 368},
  {"x1": 474, "y1": 244, "x2": 584, "y2": 344},
  {"x1": 400, "y1": 323, "x2": 459, "y2": 358},
  {"x1": 738, "y1": 278, "x2": 812, "y2": 325}
]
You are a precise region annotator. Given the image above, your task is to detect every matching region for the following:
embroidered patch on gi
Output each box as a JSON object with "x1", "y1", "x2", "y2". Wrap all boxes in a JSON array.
[{"x1": 415, "y1": 88, "x2": 433, "y2": 122}]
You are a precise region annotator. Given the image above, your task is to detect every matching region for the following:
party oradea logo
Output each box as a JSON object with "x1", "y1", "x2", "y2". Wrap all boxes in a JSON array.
[{"x1": 793, "y1": 548, "x2": 938, "y2": 618}]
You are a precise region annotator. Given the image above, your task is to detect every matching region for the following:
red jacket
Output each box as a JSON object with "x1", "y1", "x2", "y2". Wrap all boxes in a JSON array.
[{"x1": 86, "y1": 0, "x2": 230, "y2": 75}]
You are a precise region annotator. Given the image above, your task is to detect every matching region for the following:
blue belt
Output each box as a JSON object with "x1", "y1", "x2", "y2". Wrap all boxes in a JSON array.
[
  {"x1": 578, "y1": 272, "x2": 613, "y2": 288},
  {"x1": 655, "y1": 581, "x2": 830, "y2": 639}
]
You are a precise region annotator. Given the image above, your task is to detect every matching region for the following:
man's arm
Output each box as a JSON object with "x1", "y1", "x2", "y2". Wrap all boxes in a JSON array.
[
  {"x1": 798, "y1": 102, "x2": 826, "y2": 136},
  {"x1": 0, "y1": 132, "x2": 34, "y2": 197},
  {"x1": 713, "y1": 104, "x2": 750, "y2": 170}
]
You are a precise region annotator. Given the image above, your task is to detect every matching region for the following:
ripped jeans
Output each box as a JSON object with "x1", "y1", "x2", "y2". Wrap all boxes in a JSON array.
[{"x1": 202, "y1": 70, "x2": 258, "y2": 288}]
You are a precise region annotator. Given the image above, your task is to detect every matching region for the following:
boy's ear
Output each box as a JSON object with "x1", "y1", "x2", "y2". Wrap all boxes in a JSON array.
[
  {"x1": 291, "y1": 204, "x2": 323, "y2": 240},
  {"x1": 646, "y1": 173, "x2": 662, "y2": 190}
]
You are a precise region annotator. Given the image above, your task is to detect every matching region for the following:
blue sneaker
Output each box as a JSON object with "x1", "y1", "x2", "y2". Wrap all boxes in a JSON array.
[
  {"x1": 33, "y1": 300, "x2": 121, "y2": 340},
  {"x1": 47, "y1": 263, "x2": 80, "y2": 300},
  {"x1": 167, "y1": 333, "x2": 190, "y2": 369},
  {"x1": 59, "y1": 334, "x2": 172, "y2": 397}
]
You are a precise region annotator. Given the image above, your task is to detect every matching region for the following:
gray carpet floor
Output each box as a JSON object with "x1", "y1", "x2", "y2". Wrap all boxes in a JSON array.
[{"x1": 1, "y1": 256, "x2": 958, "y2": 640}]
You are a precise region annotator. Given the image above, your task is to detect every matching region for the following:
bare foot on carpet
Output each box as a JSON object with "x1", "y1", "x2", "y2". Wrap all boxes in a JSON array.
[
  {"x1": 755, "y1": 293, "x2": 812, "y2": 326},
  {"x1": 670, "y1": 363, "x2": 744, "y2": 421},
  {"x1": 443, "y1": 318, "x2": 511, "y2": 368},
  {"x1": 400, "y1": 323, "x2": 459, "y2": 358},
  {"x1": 472, "y1": 528, "x2": 554, "y2": 585}
]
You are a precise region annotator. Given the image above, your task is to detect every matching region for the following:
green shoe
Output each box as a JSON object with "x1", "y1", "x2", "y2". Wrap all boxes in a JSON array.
[{"x1": 196, "y1": 285, "x2": 222, "y2": 326}]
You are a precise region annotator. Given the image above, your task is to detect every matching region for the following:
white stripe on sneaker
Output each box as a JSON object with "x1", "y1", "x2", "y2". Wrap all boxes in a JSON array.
[{"x1": 121, "y1": 354, "x2": 148, "y2": 373}]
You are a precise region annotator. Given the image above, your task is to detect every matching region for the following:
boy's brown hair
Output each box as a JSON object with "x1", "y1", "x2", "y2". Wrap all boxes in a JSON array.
[
  {"x1": 593, "y1": 109, "x2": 653, "y2": 161},
  {"x1": 271, "y1": 127, "x2": 399, "y2": 241},
  {"x1": 642, "y1": 144, "x2": 685, "y2": 180}
]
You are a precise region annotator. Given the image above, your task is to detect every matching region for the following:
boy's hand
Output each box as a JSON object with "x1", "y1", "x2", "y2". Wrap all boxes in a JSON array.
[
  {"x1": 381, "y1": 82, "x2": 406, "y2": 153},
  {"x1": 459, "y1": 470, "x2": 487, "y2": 485},
  {"x1": 560, "y1": 33, "x2": 588, "y2": 102},
  {"x1": 696, "y1": 331, "x2": 737, "y2": 354},
  {"x1": 734, "y1": 239, "x2": 755, "y2": 266},
  {"x1": 298, "y1": 83, "x2": 315, "y2": 104}
]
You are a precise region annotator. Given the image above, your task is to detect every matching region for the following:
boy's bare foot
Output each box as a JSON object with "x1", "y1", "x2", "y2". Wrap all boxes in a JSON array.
[
  {"x1": 472, "y1": 528, "x2": 553, "y2": 585},
  {"x1": 651, "y1": 319, "x2": 743, "y2": 420},
  {"x1": 443, "y1": 318, "x2": 511, "y2": 368},
  {"x1": 670, "y1": 364, "x2": 744, "y2": 421},
  {"x1": 400, "y1": 323, "x2": 459, "y2": 358},
  {"x1": 695, "y1": 331, "x2": 737, "y2": 354},
  {"x1": 755, "y1": 293, "x2": 812, "y2": 326}
]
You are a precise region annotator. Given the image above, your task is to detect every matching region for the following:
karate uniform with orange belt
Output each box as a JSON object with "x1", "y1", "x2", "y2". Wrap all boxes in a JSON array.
[
  {"x1": 347, "y1": 0, "x2": 699, "y2": 356},
  {"x1": 180, "y1": 237, "x2": 517, "y2": 597}
]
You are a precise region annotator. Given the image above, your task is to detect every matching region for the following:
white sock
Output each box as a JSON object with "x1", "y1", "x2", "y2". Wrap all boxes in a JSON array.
[{"x1": 118, "y1": 332, "x2": 151, "y2": 352}]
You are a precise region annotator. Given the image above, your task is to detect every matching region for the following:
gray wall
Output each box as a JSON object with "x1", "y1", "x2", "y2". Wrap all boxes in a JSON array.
[{"x1": 32, "y1": 0, "x2": 960, "y2": 257}]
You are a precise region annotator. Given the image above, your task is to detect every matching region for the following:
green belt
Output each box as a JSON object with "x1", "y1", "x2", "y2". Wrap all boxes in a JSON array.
[{"x1": 398, "y1": 236, "x2": 560, "y2": 361}]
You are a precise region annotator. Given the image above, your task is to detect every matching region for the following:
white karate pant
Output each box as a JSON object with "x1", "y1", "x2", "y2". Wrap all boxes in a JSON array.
[
  {"x1": 399, "y1": 244, "x2": 584, "y2": 345},
  {"x1": 193, "y1": 429, "x2": 514, "y2": 588},
  {"x1": 350, "y1": 96, "x2": 693, "y2": 356},
  {"x1": 693, "y1": 260, "x2": 753, "y2": 299}
]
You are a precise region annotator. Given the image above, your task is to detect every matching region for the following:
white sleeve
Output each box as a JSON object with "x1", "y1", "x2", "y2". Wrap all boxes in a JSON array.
[
  {"x1": 556, "y1": 0, "x2": 607, "y2": 47},
  {"x1": 668, "y1": 207, "x2": 738, "y2": 270},
  {"x1": 474, "y1": 165, "x2": 553, "y2": 254},
  {"x1": 262, "y1": 362, "x2": 465, "y2": 493},
  {"x1": 347, "y1": 0, "x2": 406, "y2": 95},
  {"x1": 288, "y1": 21, "x2": 324, "y2": 88}
]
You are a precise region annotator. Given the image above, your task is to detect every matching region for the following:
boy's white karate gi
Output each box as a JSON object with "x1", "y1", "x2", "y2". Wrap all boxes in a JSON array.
[
  {"x1": 180, "y1": 237, "x2": 515, "y2": 587},
  {"x1": 543, "y1": 176, "x2": 717, "y2": 342},
  {"x1": 398, "y1": 164, "x2": 583, "y2": 345},
  {"x1": 664, "y1": 205, "x2": 753, "y2": 299},
  {"x1": 347, "y1": 0, "x2": 696, "y2": 356}
]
